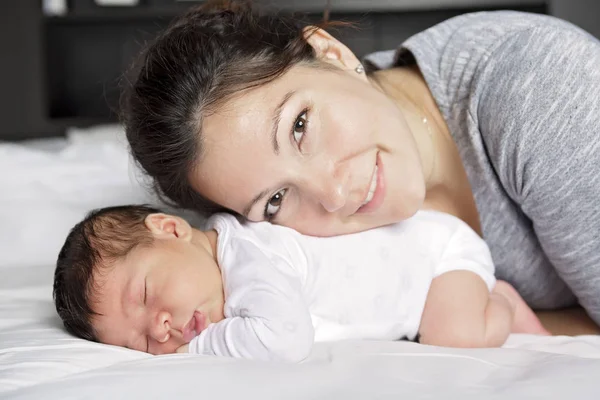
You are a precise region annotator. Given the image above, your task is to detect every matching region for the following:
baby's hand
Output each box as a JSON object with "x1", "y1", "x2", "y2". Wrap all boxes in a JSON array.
[{"x1": 176, "y1": 343, "x2": 190, "y2": 354}]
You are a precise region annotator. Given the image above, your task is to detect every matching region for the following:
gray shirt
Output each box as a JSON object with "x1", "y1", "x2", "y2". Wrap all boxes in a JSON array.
[{"x1": 364, "y1": 11, "x2": 600, "y2": 323}]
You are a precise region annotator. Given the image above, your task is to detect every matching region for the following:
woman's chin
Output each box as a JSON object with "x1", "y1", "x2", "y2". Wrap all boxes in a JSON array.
[{"x1": 385, "y1": 188, "x2": 425, "y2": 223}]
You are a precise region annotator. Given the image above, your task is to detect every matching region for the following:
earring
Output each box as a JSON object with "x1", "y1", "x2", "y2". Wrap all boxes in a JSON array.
[{"x1": 355, "y1": 63, "x2": 365, "y2": 74}]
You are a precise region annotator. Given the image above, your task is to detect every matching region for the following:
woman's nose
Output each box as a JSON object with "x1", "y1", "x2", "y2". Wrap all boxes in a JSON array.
[
  {"x1": 310, "y1": 160, "x2": 349, "y2": 213},
  {"x1": 150, "y1": 311, "x2": 172, "y2": 343},
  {"x1": 320, "y1": 181, "x2": 348, "y2": 213}
]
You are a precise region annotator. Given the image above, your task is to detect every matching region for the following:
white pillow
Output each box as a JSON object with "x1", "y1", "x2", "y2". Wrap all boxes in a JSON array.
[{"x1": 0, "y1": 125, "x2": 161, "y2": 269}]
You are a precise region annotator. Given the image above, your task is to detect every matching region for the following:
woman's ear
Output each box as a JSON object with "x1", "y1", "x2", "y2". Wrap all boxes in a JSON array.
[
  {"x1": 144, "y1": 213, "x2": 193, "y2": 242},
  {"x1": 303, "y1": 26, "x2": 362, "y2": 72}
]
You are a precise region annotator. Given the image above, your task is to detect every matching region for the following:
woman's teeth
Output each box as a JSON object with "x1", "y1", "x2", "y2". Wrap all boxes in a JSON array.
[{"x1": 363, "y1": 165, "x2": 378, "y2": 205}]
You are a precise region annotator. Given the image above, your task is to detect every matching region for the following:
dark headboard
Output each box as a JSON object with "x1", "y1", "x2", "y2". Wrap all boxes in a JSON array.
[{"x1": 0, "y1": 0, "x2": 551, "y2": 141}]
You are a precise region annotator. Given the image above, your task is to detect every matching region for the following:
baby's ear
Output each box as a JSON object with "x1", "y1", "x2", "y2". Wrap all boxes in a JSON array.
[{"x1": 144, "y1": 213, "x2": 192, "y2": 241}]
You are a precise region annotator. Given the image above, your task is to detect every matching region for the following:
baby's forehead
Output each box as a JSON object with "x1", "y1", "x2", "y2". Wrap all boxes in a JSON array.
[
  {"x1": 88, "y1": 260, "x2": 129, "y2": 312},
  {"x1": 87, "y1": 268, "x2": 116, "y2": 312}
]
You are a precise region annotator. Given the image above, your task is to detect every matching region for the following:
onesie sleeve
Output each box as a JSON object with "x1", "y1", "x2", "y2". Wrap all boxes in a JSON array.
[
  {"x1": 188, "y1": 237, "x2": 314, "y2": 362},
  {"x1": 477, "y1": 26, "x2": 600, "y2": 322},
  {"x1": 435, "y1": 221, "x2": 496, "y2": 292}
]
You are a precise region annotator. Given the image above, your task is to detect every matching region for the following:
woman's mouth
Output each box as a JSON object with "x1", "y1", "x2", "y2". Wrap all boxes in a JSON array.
[
  {"x1": 357, "y1": 153, "x2": 385, "y2": 214},
  {"x1": 182, "y1": 311, "x2": 206, "y2": 342},
  {"x1": 362, "y1": 165, "x2": 378, "y2": 205}
]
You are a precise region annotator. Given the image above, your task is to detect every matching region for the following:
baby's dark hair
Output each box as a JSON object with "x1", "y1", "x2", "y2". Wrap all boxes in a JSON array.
[
  {"x1": 122, "y1": 0, "x2": 349, "y2": 216},
  {"x1": 53, "y1": 205, "x2": 162, "y2": 342}
]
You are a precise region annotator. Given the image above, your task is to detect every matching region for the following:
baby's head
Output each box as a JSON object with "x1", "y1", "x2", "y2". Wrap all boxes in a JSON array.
[{"x1": 53, "y1": 205, "x2": 224, "y2": 355}]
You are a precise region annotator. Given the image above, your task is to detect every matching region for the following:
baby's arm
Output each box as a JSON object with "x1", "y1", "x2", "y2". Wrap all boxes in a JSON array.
[
  {"x1": 417, "y1": 214, "x2": 514, "y2": 348},
  {"x1": 419, "y1": 270, "x2": 514, "y2": 348},
  {"x1": 493, "y1": 280, "x2": 550, "y2": 336},
  {"x1": 185, "y1": 241, "x2": 314, "y2": 362},
  {"x1": 186, "y1": 287, "x2": 314, "y2": 362}
]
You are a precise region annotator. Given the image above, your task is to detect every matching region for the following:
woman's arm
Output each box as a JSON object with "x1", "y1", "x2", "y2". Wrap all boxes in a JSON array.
[
  {"x1": 537, "y1": 307, "x2": 600, "y2": 336},
  {"x1": 477, "y1": 24, "x2": 600, "y2": 325}
]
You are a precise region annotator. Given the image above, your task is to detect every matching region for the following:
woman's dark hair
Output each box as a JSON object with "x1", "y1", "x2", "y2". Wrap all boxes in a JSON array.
[{"x1": 122, "y1": 0, "x2": 346, "y2": 216}]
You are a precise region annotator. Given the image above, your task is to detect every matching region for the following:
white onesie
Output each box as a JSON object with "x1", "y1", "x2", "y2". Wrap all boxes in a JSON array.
[{"x1": 188, "y1": 210, "x2": 495, "y2": 362}]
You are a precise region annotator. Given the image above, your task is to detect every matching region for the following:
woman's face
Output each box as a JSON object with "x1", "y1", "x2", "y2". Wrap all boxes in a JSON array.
[{"x1": 191, "y1": 33, "x2": 427, "y2": 236}]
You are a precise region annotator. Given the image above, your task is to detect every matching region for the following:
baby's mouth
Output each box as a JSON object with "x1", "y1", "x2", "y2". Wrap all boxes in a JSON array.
[{"x1": 182, "y1": 311, "x2": 206, "y2": 342}]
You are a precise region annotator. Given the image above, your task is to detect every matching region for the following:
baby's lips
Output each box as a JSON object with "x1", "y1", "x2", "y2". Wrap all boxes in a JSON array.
[
  {"x1": 183, "y1": 329, "x2": 197, "y2": 343},
  {"x1": 182, "y1": 314, "x2": 198, "y2": 342}
]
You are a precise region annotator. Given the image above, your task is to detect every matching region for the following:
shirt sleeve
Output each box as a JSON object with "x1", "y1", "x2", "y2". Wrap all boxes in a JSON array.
[
  {"x1": 435, "y1": 221, "x2": 496, "y2": 292},
  {"x1": 188, "y1": 237, "x2": 314, "y2": 362},
  {"x1": 477, "y1": 25, "x2": 600, "y2": 322}
]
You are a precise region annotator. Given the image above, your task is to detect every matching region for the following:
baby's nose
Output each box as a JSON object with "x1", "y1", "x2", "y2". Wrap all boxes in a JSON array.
[{"x1": 151, "y1": 311, "x2": 171, "y2": 342}]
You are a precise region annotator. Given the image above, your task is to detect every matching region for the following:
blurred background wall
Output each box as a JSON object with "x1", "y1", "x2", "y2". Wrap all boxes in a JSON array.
[{"x1": 0, "y1": 0, "x2": 598, "y2": 140}]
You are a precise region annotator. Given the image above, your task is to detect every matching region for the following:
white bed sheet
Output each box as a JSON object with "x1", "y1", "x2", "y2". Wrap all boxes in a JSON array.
[{"x1": 2, "y1": 127, "x2": 600, "y2": 399}]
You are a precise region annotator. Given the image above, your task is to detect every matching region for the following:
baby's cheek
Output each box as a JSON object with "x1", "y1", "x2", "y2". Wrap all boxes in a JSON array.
[{"x1": 150, "y1": 337, "x2": 186, "y2": 355}]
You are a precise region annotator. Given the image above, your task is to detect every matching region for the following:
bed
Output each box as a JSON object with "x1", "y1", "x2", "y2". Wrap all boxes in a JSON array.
[{"x1": 2, "y1": 125, "x2": 600, "y2": 399}]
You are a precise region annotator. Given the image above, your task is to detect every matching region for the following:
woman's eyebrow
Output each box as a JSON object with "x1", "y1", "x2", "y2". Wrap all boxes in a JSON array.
[{"x1": 270, "y1": 90, "x2": 296, "y2": 155}]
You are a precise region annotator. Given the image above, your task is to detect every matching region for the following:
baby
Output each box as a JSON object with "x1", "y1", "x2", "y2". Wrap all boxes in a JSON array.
[{"x1": 53, "y1": 205, "x2": 548, "y2": 361}]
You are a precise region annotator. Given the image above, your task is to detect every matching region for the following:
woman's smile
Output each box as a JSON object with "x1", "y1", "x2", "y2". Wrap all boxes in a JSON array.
[{"x1": 356, "y1": 152, "x2": 386, "y2": 214}]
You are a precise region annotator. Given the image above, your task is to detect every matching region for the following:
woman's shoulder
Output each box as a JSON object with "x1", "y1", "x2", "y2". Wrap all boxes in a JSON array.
[
  {"x1": 365, "y1": 11, "x2": 590, "y2": 89},
  {"x1": 431, "y1": 10, "x2": 579, "y2": 35},
  {"x1": 405, "y1": 10, "x2": 587, "y2": 56},
  {"x1": 474, "y1": 12, "x2": 600, "y2": 202},
  {"x1": 365, "y1": 11, "x2": 569, "y2": 63},
  {"x1": 365, "y1": 11, "x2": 588, "y2": 112}
]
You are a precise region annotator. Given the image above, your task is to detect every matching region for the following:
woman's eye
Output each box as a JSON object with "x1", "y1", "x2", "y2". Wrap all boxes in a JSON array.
[
  {"x1": 264, "y1": 189, "x2": 287, "y2": 220},
  {"x1": 292, "y1": 110, "x2": 308, "y2": 145}
]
